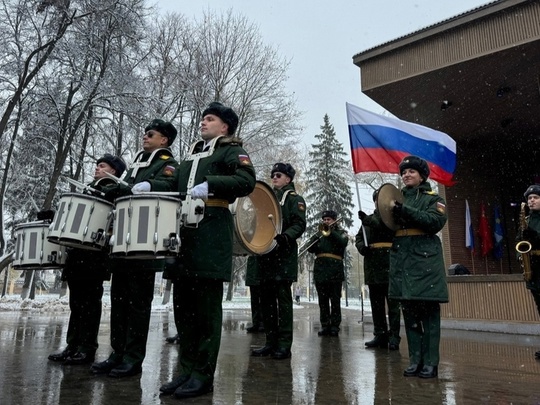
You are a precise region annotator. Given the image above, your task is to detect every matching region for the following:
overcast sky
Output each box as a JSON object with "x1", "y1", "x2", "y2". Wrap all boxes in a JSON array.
[{"x1": 157, "y1": 0, "x2": 491, "y2": 231}]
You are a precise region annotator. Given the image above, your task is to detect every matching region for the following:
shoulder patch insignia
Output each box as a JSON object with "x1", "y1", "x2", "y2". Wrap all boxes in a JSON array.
[
  {"x1": 238, "y1": 154, "x2": 252, "y2": 166},
  {"x1": 436, "y1": 201, "x2": 446, "y2": 214},
  {"x1": 163, "y1": 165, "x2": 176, "y2": 176},
  {"x1": 298, "y1": 201, "x2": 305, "y2": 211}
]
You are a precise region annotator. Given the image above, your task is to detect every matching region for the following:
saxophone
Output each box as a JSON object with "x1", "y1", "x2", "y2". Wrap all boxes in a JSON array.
[{"x1": 515, "y1": 202, "x2": 533, "y2": 282}]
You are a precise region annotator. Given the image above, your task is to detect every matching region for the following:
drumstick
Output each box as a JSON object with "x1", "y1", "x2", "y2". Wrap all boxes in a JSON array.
[
  {"x1": 62, "y1": 176, "x2": 105, "y2": 197},
  {"x1": 268, "y1": 214, "x2": 280, "y2": 235},
  {"x1": 103, "y1": 171, "x2": 130, "y2": 187}
]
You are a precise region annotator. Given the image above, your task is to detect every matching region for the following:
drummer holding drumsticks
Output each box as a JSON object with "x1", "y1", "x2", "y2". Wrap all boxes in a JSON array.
[
  {"x1": 48, "y1": 154, "x2": 126, "y2": 366},
  {"x1": 90, "y1": 119, "x2": 179, "y2": 378},
  {"x1": 159, "y1": 102, "x2": 255, "y2": 399}
]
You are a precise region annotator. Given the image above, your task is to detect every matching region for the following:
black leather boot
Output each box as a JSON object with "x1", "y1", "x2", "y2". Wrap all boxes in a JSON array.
[
  {"x1": 403, "y1": 363, "x2": 424, "y2": 377},
  {"x1": 364, "y1": 334, "x2": 388, "y2": 348},
  {"x1": 418, "y1": 365, "x2": 438, "y2": 379}
]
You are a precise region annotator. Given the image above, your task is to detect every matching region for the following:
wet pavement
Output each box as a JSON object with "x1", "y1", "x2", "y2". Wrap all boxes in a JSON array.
[{"x1": 1, "y1": 301, "x2": 540, "y2": 405}]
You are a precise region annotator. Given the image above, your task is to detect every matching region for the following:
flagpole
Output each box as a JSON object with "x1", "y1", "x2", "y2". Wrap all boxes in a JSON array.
[{"x1": 353, "y1": 173, "x2": 366, "y2": 323}]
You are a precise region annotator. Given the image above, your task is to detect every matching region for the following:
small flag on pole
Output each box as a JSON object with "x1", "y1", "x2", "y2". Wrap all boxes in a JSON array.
[
  {"x1": 493, "y1": 204, "x2": 504, "y2": 259},
  {"x1": 346, "y1": 102, "x2": 456, "y2": 186},
  {"x1": 465, "y1": 200, "x2": 474, "y2": 253},
  {"x1": 478, "y1": 202, "x2": 493, "y2": 257}
]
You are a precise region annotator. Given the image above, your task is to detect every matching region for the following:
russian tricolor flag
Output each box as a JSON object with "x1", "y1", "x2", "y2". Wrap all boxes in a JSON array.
[{"x1": 346, "y1": 102, "x2": 456, "y2": 186}]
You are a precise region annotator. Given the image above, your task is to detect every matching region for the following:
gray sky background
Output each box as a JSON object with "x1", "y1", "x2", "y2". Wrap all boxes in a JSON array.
[{"x1": 157, "y1": 0, "x2": 490, "y2": 231}]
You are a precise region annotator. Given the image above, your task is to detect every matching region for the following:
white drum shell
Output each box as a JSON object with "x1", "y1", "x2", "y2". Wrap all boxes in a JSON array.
[
  {"x1": 12, "y1": 222, "x2": 67, "y2": 269},
  {"x1": 111, "y1": 194, "x2": 182, "y2": 259},
  {"x1": 48, "y1": 193, "x2": 113, "y2": 251}
]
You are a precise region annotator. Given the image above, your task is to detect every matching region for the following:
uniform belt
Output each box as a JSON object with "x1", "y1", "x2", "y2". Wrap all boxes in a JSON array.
[
  {"x1": 205, "y1": 199, "x2": 230, "y2": 208},
  {"x1": 531, "y1": 250, "x2": 540, "y2": 256},
  {"x1": 369, "y1": 242, "x2": 393, "y2": 248},
  {"x1": 316, "y1": 253, "x2": 343, "y2": 260},
  {"x1": 395, "y1": 228, "x2": 426, "y2": 237}
]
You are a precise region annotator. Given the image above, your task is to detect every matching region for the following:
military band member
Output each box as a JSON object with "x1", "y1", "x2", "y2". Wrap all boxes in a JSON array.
[
  {"x1": 307, "y1": 210, "x2": 349, "y2": 336},
  {"x1": 91, "y1": 119, "x2": 179, "y2": 378},
  {"x1": 48, "y1": 154, "x2": 126, "y2": 365},
  {"x1": 356, "y1": 190, "x2": 401, "y2": 350},
  {"x1": 390, "y1": 155, "x2": 448, "y2": 379},
  {"x1": 518, "y1": 184, "x2": 540, "y2": 359},
  {"x1": 159, "y1": 102, "x2": 256, "y2": 399},
  {"x1": 251, "y1": 163, "x2": 306, "y2": 360}
]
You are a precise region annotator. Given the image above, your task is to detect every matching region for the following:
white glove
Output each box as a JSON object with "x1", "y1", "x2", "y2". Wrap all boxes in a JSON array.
[
  {"x1": 191, "y1": 181, "x2": 209, "y2": 200},
  {"x1": 132, "y1": 181, "x2": 151, "y2": 194}
]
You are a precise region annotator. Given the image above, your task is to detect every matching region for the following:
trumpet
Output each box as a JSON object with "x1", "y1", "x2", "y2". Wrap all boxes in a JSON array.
[
  {"x1": 298, "y1": 217, "x2": 342, "y2": 256},
  {"x1": 516, "y1": 202, "x2": 533, "y2": 282}
]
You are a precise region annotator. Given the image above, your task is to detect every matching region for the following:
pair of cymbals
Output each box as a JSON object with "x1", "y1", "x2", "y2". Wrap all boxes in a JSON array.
[{"x1": 375, "y1": 183, "x2": 403, "y2": 231}]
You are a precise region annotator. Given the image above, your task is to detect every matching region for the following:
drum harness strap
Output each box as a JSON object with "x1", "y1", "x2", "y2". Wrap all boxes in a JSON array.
[
  {"x1": 279, "y1": 190, "x2": 292, "y2": 206},
  {"x1": 128, "y1": 148, "x2": 171, "y2": 180},
  {"x1": 182, "y1": 136, "x2": 225, "y2": 227}
]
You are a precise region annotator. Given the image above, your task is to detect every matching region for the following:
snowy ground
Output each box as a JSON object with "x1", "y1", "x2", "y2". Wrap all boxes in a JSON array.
[{"x1": 0, "y1": 293, "x2": 370, "y2": 313}]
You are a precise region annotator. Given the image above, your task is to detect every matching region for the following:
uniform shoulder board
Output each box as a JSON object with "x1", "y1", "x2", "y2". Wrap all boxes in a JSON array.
[
  {"x1": 290, "y1": 192, "x2": 297, "y2": 196},
  {"x1": 425, "y1": 190, "x2": 437, "y2": 195},
  {"x1": 160, "y1": 155, "x2": 170, "y2": 160}
]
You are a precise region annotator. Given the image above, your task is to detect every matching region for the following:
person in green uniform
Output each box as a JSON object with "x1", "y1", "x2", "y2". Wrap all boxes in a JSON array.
[
  {"x1": 517, "y1": 184, "x2": 540, "y2": 359},
  {"x1": 159, "y1": 102, "x2": 256, "y2": 399},
  {"x1": 307, "y1": 210, "x2": 349, "y2": 337},
  {"x1": 48, "y1": 154, "x2": 126, "y2": 365},
  {"x1": 356, "y1": 190, "x2": 401, "y2": 350},
  {"x1": 251, "y1": 163, "x2": 306, "y2": 360},
  {"x1": 91, "y1": 119, "x2": 179, "y2": 378},
  {"x1": 389, "y1": 155, "x2": 448, "y2": 379},
  {"x1": 245, "y1": 255, "x2": 264, "y2": 333}
]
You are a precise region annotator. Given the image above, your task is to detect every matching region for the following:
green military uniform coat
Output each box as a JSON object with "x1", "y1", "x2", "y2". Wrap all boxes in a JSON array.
[
  {"x1": 257, "y1": 182, "x2": 306, "y2": 350},
  {"x1": 101, "y1": 149, "x2": 178, "y2": 366},
  {"x1": 389, "y1": 182, "x2": 449, "y2": 302},
  {"x1": 60, "y1": 178, "x2": 114, "y2": 355},
  {"x1": 172, "y1": 136, "x2": 255, "y2": 384},
  {"x1": 518, "y1": 210, "x2": 540, "y2": 314},
  {"x1": 308, "y1": 226, "x2": 348, "y2": 332},
  {"x1": 355, "y1": 209, "x2": 401, "y2": 343}
]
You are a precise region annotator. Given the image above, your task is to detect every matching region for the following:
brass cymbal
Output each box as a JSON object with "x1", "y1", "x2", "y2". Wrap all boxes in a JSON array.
[{"x1": 376, "y1": 183, "x2": 403, "y2": 231}]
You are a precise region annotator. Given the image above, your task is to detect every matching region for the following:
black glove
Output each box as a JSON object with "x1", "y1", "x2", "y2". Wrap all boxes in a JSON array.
[
  {"x1": 359, "y1": 246, "x2": 371, "y2": 256},
  {"x1": 274, "y1": 233, "x2": 290, "y2": 247},
  {"x1": 37, "y1": 210, "x2": 55, "y2": 221},
  {"x1": 392, "y1": 201, "x2": 403, "y2": 218},
  {"x1": 358, "y1": 210, "x2": 367, "y2": 220},
  {"x1": 522, "y1": 228, "x2": 538, "y2": 240}
]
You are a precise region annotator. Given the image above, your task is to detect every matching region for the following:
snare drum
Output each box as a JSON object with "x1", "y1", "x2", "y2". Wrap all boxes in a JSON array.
[
  {"x1": 110, "y1": 194, "x2": 182, "y2": 259},
  {"x1": 48, "y1": 193, "x2": 113, "y2": 251},
  {"x1": 230, "y1": 181, "x2": 282, "y2": 255},
  {"x1": 12, "y1": 221, "x2": 67, "y2": 269}
]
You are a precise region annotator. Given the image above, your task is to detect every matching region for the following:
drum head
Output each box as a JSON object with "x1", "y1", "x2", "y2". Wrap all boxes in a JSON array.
[
  {"x1": 376, "y1": 183, "x2": 403, "y2": 231},
  {"x1": 232, "y1": 181, "x2": 282, "y2": 255}
]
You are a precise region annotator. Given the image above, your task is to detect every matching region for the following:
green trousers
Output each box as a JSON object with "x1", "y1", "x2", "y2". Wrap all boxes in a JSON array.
[
  {"x1": 173, "y1": 279, "x2": 223, "y2": 384},
  {"x1": 368, "y1": 283, "x2": 401, "y2": 344},
  {"x1": 401, "y1": 300, "x2": 441, "y2": 366},
  {"x1": 249, "y1": 285, "x2": 264, "y2": 327},
  {"x1": 315, "y1": 280, "x2": 342, "y2": 332},
  {"x1": 260, "y1": 280, "x2": 293, "y2": 350},
  {"x1": 109, "y1": 269, "x2": 155, "y2": 365},
  {"x1": 66, "y1": 279, "x2": 104, "y2": 354}
]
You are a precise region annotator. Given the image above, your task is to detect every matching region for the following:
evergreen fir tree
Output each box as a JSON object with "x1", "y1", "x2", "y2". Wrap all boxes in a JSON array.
[{"x1": 305, "y1": 114, "x2": 354, "y2": 235}]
